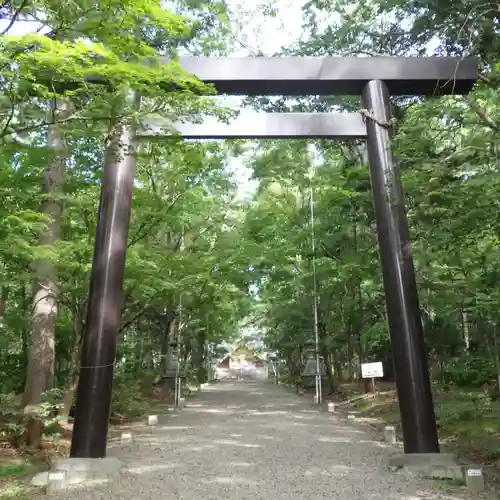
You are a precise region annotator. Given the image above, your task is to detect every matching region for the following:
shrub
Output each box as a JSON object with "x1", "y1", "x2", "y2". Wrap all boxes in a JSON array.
[{"x1": 442, "y1": 356, "x2": 496, "y2": 387}]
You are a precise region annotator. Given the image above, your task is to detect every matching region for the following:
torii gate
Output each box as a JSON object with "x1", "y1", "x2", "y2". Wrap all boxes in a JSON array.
[{"x1": 69, "y1": 56, "x2": 478, "y2": 462}]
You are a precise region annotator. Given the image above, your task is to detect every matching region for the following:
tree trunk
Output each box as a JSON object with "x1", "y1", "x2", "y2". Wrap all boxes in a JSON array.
[
  {"x1": 61, "y1": 307, "x2": 84, "y2": 417},
  {"x1": 287, "y1": 349, "x2": 301, "y2": 382},
  {"x1": 352, "y1": 220, "x2": 370, "y2": 392},
  {"x1": 492, "y1": 325, "x2": 500, "y2": 392},
  {"x1": 0, "y1": 286, "x2": 8, "y2": 327},
  {"x1": 21, "y1": 99, "x2": 67, "y2": 447},
  {"x1": 162, "y1": 313, "x2": 177, "y2": 374},
  {"x1": 195, "y1": 329, "x2": 206, "y2": 384},
  {"x1": 20, "y1": 283, "x2": 29, "y2": 386},
  {"x1": 321, "y1": 345, "x2": 336, "y2": 394},
  {"x1": 346, "y1": 312, "x2": 354, "y2": 382},
  {"x1": 317, "y1": 320, "x2": 336, "y2": 394},
  {"x1": 134, "y1": 317, "x2": 144, "y2": 374},
  {"x1": 146, "y1": 328, "x2": 155, "y2": 371},
  {"x1": 355, "y1": 283, "x2": 371, "y2": 393},
  {"x1": 439, "y1": 357, "x2": 445, "y2": 384},
  {"x1": 363, "y1": 378, "x2": 376, "y2": 393},
  {"x1": 333, "y1": 357, "x2": 343, "y2": 383},
  {"x1": 461, "y1": 308, "x2": 470, "y2": 352}
]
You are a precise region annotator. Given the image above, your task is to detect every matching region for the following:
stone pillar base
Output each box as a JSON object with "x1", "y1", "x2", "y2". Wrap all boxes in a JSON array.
[
  {"x1": 31, "y1": 457, "x2": 124, "y2": 489},
  {"x1": 388, "y1": 453, "x2": 463, "y2": 481}
]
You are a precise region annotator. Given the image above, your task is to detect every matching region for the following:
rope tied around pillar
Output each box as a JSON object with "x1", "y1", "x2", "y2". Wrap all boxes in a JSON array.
[
  {"x1": 359, "y1": 108, "x2": 397, "y2": 129},
  {"x1": 79, "y1": 362, "x2": 116, "y2": 369}
]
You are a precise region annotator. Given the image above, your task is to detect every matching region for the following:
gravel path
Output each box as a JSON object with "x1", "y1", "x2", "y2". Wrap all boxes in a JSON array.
[{"x1": 45, "y1": 381, "x2": 491, "y2": 499}]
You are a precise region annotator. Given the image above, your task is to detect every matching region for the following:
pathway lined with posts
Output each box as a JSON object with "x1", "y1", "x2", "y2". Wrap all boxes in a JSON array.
[{"x1": 44, "y1": 381, "x2": 488, "y2": 499}]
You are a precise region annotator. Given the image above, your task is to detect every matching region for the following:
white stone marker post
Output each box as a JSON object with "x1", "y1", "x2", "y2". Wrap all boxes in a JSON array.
[
  {"x1": 465, "y1": 468, "x2": 484, "y2": 492},
  {"x1": 384, "y1": 425, "x2": 396, "y2": 445},
  {"x1": 47, "y1": 469, "x2": 67, "y2": 493},
  {"x1": 121, "y1": 432, "x2": 133, "y2": 443}
]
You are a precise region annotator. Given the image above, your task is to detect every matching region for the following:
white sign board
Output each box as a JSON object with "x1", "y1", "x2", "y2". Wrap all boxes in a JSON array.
[
  {"x1": 361, "y1": 362, "x2": 384, "y2": 379},
  {"x1": 48, "y1": 471, "x2": 66, "y2": 481},
  {"x1": 467, "y1": 469, "x2": 482, "y2": 477}
]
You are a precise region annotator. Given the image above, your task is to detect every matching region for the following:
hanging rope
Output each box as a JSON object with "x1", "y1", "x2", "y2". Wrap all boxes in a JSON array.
[{"x1": 359, "y1": 108, "x2": 397, "y2": 129}]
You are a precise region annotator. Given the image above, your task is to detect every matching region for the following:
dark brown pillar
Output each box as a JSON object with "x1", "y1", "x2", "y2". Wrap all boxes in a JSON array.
[
  {"x1": 362, "y1": 80, "x2": 440, "y2": 454},
  {"x1": 70, "y1": 105, "x2": 137, "y2": 458}
]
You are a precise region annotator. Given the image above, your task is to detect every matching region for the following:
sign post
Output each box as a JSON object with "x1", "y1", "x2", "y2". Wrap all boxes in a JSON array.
[{"x1": 361, "y1": 362, "x2": 384, "y2": 392}]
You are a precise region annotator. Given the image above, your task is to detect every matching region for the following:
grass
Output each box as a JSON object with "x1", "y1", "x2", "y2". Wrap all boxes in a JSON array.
[
  {"x1": 0, "y1": 457, "x2": 37, "y2": 499},
  {"x1": 0, "y1": 429, "x2": 73, "y2": 499},
  {"x1": 337, "y1": 382, "x2": 500, "y2": 469},
  {"x1": 0, "y1": 463, "x2": 34, "y2": 479}
]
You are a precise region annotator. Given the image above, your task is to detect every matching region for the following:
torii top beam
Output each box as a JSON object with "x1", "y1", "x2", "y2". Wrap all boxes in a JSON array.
[
  {"x1": 163, "y1": 56, "x2": 479, "y2": 96},
  {"x1": 139, "y1": 113, "x2": 367, "y2": 139}
]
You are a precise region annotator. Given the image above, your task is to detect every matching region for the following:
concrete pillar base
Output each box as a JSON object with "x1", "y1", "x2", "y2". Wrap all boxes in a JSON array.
[
  {"x1": 388, "y1": 453, "x2": 466, "y2": 481},
  {"x1": 31, "y1": 457, "x2": 124, "y2": 489}
]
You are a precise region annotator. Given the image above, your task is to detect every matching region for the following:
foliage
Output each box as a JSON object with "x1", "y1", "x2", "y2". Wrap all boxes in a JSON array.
[
  {"x1": 1, "y1": 0, "x2": 500, "y2": 483},
  {"x1": 241, "y1": 0, "x2": 500, "y2": 398},
  {"x1": 0, "y1": 0, "x2": 250, "y2": 447}
]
